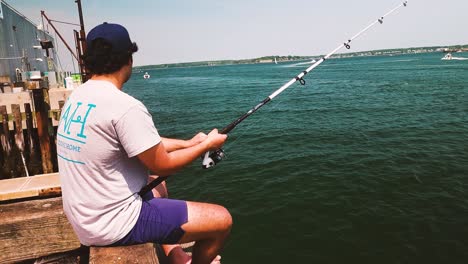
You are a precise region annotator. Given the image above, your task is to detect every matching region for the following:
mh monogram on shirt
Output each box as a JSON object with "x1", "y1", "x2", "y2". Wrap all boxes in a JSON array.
[{"x1": 57, "y1": 101, "x2": 96, "y2": 165}]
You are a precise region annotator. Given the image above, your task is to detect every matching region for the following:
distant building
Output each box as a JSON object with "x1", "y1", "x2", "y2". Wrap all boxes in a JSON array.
[{"x1": 0, "y1": 1, "x2": 56, "y2": 83}]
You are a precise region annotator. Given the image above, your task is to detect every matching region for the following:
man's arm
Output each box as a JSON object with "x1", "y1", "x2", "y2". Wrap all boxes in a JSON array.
[
  {"x1": 161, "y1": 132, "x2": 207, "y2": 152},
  {"x1": 138, "y1": 129, "x2": 226, "y2": 176}
]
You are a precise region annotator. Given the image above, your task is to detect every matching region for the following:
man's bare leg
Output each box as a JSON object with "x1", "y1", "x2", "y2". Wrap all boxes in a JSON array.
[
  {"x1": 149, "y1": 176, "x2": 225, "y2": 264},
  {"x1": 178, "y1": 201, "x2": 232, "y2": 264},
  {"x1": 149, "y1": 176, "x2": 231, "y2": 264}
]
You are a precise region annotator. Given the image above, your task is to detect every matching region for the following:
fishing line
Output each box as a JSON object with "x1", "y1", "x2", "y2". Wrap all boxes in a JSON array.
[
  {"x1": 201, "y1": 1, "x2": 409, "y2": 169},
  {"x1": 222, "y1": 78, "x2": 301, "y2": 153},
  {"x1": 140, "y1": 1, "x2": 409, "y2": 196}
]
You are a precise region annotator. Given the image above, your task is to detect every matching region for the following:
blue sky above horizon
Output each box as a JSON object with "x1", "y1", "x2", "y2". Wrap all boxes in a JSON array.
[{"x1": 5, "y1": 0, "x2": 468, "y2": 70}]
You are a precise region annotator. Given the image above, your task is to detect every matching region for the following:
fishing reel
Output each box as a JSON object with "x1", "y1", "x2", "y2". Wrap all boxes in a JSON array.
[{"x1": 202, "y1": 149, "x2": 226, "y2": 169}]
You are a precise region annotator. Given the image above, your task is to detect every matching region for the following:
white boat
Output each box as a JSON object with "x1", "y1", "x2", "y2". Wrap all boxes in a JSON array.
[
  {"x1": 143, "y1": 72, "x2": 150, "y2": 79},
  {"x1": 274, "y1": 57, "x2": 278, "y2": 64},
  {"x1": 441, "y1": 53, "x2": 453, "y2": 60},
  {"x1": 441, "y1": 53, "x2": 468, "y2": 61}
]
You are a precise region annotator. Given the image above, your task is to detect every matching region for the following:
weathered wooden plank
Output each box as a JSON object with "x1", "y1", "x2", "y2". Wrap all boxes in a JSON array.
[
  {"x1": 0, "y1": 173, "x2": 60, "y2": 201},
  {"x1": 30, "y1": 249, "x2": 82, "y2": 264},
  {"x1": 89, "y1": 243, "x2": 160, "y2": 264},
  {"x1": 24, "y1": 103, "x2": 43, "y2": 176},
  {"x1": 24, "y1": 103, "x2": 35, "y2": 154},
  {"x1": 32, "y1": 89, "x2": 54, "y2": 174},
  {"x1": 11, "y1": 104, "x2": 24, "y2": 152},
  {"x1": 0, "y1": 91, "x2": 32, "y2": 130},
  {"x1": 1, "y1": 105, "x2": 12, "y2": 179},
  {"x1": 0, "y1": 105, "x2": 11, "y2": 154},
  {"x1": 11, "y1": 104, "x2": 28, "y2": 177},
  {"x1": 58, "y1": 100, "x2": 65, "y2": 110},
  {"x1": 0, "y1": 90, "x2": 71, "y2": 128},
  {"x1": 48, "y1": 88, "x2": 73, "y2": 127},
  {"x1": 0, "y1": 196, "x2": 81, "y2": 263},
  {"x1": 0, "y1": 76, "x2": 11, "y2": 83}
]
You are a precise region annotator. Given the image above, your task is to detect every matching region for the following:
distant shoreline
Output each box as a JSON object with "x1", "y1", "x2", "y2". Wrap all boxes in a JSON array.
[{"x1": 135, "y1": 44, "x2": 468, "y2": 70}]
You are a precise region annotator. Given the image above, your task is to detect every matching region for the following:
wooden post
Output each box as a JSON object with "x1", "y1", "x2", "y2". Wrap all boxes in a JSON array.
[
  {"x1": 0, "y1": 105, "x2": 11, "y2": 154},
  {"x1": 0, "y1": 131, "x2": 3, "y2": 179},
  {"x1": 58, "y1": 100, "x2": 65, "y2": 111},
  {"x1": 32, "y1": 89, "x2": 54, "y2": 174},
  {"x1": 11, "y1": 104, "x2": 24, "y2": 153},
  {"x1": 8, "y1": 104, "x2": 26, "y2": 177},
  {"x1": 53, "y1": 100, "x2": 66, "y2": 168},
  {"x1": 0, "y1": 105, "x2": 12, "y2": 179},
  {"x1": 24, "y1": 103, "x2": 35, "y2": 155},
  {"x1": 24, "y1": 103, "x2": 35, "y2": 160},
  {"x1": 24, "y1": 103, "x2": 42, "y2": 176}
]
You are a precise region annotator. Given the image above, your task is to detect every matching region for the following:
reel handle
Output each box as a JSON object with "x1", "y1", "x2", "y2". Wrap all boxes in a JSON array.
[{"x1": 202, "y1": 149, "x2": 226, "y2": 169}]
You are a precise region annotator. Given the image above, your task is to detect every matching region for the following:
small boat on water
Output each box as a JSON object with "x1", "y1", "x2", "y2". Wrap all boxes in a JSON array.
[
  {"x1": 441, "y1": 53, "x2": 468, "y2": 61},
  {"x1": 143, "y1": 72, "x2": 150, "y2": 79},
  {"x1": 442, "y1": 53, "x2": 453, "y2": 60}
]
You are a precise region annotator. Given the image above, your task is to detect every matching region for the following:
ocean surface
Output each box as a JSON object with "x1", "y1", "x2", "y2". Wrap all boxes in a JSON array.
[{"x1": 126, "y1": 52, "x2": 468, "y2": 264}]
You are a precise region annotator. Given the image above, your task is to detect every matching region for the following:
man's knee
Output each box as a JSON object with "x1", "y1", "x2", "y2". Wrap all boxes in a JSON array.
[
  {"x1": 214, "y1": 205, "x2": 233, "y2": 233},
  {"x1": 185, "y1": 202, "x2": 233, "y2": 234}
]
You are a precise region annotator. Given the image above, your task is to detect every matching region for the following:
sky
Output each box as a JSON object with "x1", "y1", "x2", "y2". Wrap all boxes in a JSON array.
[{"x1": 5, "y1": 0, "x2": 468, "y2": 70}]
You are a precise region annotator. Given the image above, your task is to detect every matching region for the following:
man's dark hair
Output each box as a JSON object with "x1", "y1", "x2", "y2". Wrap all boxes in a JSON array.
[{"x1": 84, "y1": 38, "x2": 138, "y2": 75}]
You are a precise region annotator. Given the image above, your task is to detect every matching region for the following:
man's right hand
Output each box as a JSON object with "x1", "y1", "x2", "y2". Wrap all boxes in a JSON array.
[{"x1": 204, "y1": 129, "x2": 227, "y2": 150}]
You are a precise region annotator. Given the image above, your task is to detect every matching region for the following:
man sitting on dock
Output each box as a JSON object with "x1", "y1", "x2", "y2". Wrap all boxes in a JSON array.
[{"x1": 57, "y1": 22, "x2": 231, "y2": 264}]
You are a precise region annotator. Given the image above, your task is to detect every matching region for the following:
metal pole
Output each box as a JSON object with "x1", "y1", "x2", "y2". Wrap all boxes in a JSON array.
[
  {"x1": 75, "y1": 0, "x2": 88, "y2": 82},
  {"x1": 76, "y1": 0, "x2": 85, "y2": 33}
]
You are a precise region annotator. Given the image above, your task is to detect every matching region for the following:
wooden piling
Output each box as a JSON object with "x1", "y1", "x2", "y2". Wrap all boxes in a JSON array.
[
  {"x1": 0, "y1": 133, "x2": 3, "y2": 179},
  {"x1": 0, "y1": 105, "x2": 12, "y2": 179},
  {"x1": 11, "y1": 104, "x2": 28, "y2": 177},
  {"x1": 11, "y1": 104, "x2": 24, "y2": 152},
  {"x1": 0, "y1": 105, "x2": 11, "y2": 154},
  {"x1": 32, "y1": 89, "x2": 54, "y2": 174},
  {"x1": 24, "y1": 103, "x2": 42, "y2": 176},
  {"x1": 6, "y1": 104, "x2": 25, "y2": 177},
  {"x1": 24, "y1": 103, "x2": 35, "y2": 155}
]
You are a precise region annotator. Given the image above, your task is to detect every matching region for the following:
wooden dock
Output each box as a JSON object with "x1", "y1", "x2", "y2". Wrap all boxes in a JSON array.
[
  {"x1": 0, "y1": 173, "x2": 81, "y2": 263},
  {"x1": 0, "y1": 172, "x2": 61, "y2": 201}
]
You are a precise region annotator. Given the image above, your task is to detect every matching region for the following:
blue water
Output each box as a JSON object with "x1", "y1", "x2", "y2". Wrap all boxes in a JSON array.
[{"x1": 126, "y1": 52, "x2": 468, "y2": 263}]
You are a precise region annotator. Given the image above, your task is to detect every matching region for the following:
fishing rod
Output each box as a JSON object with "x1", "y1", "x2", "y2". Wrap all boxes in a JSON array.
[
  {"x1": 201, "y1": 1, "x2": 408, "y2": 169},
  {"x1": 140, "y1": 1, "x2": 409, "y2": 196}
]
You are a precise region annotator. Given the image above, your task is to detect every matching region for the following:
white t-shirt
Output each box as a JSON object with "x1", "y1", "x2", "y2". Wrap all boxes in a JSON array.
[{"x1": 57, "y1": 79, "x2": 161, "y2": 246}]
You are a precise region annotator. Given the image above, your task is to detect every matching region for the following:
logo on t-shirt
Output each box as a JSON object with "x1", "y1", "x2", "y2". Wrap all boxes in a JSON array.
[{"x1": 57, "y1": 101, "x2": 96, "y2": 164}]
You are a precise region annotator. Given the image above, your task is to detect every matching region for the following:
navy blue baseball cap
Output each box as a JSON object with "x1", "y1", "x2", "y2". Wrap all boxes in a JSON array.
[{"x1": 86, "y1": 22, "x2": 137, "y2": 53}]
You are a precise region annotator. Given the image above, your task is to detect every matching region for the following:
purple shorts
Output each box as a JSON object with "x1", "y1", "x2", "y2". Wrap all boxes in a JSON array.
[{"x1": 113, "y1": 193, "x2": 188, "y2": 246}]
